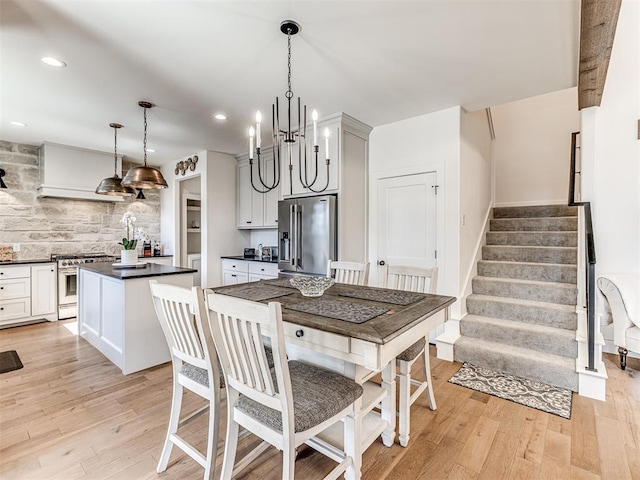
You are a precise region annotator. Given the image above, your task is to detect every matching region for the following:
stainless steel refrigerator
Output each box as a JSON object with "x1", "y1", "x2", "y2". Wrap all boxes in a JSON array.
[{"x1": 278, "y1": 195, "x2": 337, "y2": 276}]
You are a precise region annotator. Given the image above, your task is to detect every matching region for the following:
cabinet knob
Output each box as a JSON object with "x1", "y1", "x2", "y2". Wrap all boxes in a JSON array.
[
  {"x1": 0, "y1": 286, "x2": 3, "y2": 289},
  {"x1": 295, "y1": 329, "x2": 304, "y2": 338},
  {"x1": 378, "y1": 260, "x2": 386, "y2": 266},
  {"x1": 0, "y1": 272, "x2": 3, "y2": 275},
  {"x1": 0, "y1": 307, "x2": 3, "y2": 310},
  {"x1": 231, "y1": 274, "x2": 237, "y2": 277},
  {"x1": 246, "y1": 221, "x2": 252, "y2": 224},
  {"x1": 261, "y1": 268, "x2": 264, "y2": 272}
]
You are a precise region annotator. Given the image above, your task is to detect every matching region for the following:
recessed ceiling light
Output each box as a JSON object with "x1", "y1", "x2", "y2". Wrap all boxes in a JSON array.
[
  {"x1": 10, "y1": 121, "x2": 27, "y2": 127},
  {"x1": 146, "y1": 148, "x2": 156, "y2": 153},
  {"x1": 41, "y1": 57, "x2": 67, "y2": 68},
  {"x1": 214, "y1": 113, "x2": 227, "y2": 120}
]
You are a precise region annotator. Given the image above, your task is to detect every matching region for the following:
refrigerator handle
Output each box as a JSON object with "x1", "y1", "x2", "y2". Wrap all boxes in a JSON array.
[
  {"x1": 290, "y1": 204, "x2": 296, "y2": 266},
  {"x1": 297, "y1": 205, "x2": 303, "y2": 269}
]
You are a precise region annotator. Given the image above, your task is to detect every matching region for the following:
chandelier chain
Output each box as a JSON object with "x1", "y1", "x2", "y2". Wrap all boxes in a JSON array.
[{"x1": 287, "y1": 30, "x2": 292, "y2": 96}]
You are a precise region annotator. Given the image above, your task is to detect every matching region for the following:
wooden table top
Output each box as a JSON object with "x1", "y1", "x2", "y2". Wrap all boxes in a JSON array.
[{"x1": 212, "y1": 279, "x2": 456, "y2": 345}]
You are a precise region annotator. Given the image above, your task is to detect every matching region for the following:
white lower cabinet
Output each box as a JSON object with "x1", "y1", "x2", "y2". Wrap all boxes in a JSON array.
[
  {"x1": 0, "y1": 263, "x2": 57, "y2": 325},
  {"x1": 31, "y1": 264, "x2": 57, "y2": 317},
  {"x1": 222, "y1": 259, "x2": 278, "y2": 285}
]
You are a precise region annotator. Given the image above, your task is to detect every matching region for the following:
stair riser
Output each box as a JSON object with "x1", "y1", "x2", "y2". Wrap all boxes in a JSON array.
[
  {"x1": 493, "y1": 205, "x2": 578, "y2": 218},
  {"x1": 482, "y1": 246, "x2": 577, "y2": 265},
  {"x1": 477, "y1": 261, "x2": 577, "y2": 283},
  {"x1": 490, "y1": 218, "x2": 578, "y2": 232},
  {"x1": 472, "y1": 278, "x2": 577, "y2": 305},
  {"x1": 486, "y1": 232, "x2": 577, "y2": 247},
  {"x1": 453, "y1": 342, "x2": 578, "y2": 391},
  {"x1": 466, "y1": 297, "x2": 577, "y2": 330},
  {"x1": 460, "y1": 319, "x2": 578, "y2": 357}
]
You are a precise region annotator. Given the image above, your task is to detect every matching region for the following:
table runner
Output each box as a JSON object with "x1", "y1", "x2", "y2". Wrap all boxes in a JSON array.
[
  {"x1": 216, "y1": 285, "x2": 293, "y2": 302},
  {"x1": 287, "y1": 298, "x2": 389, "y2": 324},
  {"x1": 339, "y1": 288, "x2": 425, "y2": 306},
  {"x1": 264, "y1": 278, "x2": 297, "y2": 289}
]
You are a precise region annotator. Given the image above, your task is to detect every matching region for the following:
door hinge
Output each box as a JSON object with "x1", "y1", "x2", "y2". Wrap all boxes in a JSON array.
[
  {"x1": 435, "y1": 250, "x2": 437, "y2": 259},
  {"x1": 432, "y1": 185, "x2": 439, "y2": 195}
]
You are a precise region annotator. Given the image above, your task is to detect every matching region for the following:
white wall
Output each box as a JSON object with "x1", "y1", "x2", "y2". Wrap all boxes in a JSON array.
[
  {"x1": 581, "y1": 0, "x2": 640, "y2": 279},
  {"x1": 492, "y1": 87, "x2": 580, "y2": 207},
  {"x1": 460, "y1": 108, "x2": 493, "y2": 304},
  {"x1": 369, "y1": 106, "x2": 462, "y2": 315},
  {"x1": 161, "y1": 151, "x2": 249, "y2": 287}
]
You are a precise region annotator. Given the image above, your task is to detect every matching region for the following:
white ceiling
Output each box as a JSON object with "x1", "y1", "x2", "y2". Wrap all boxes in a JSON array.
[{"x1": 0, "y1": 0, "x2": 579, "y2": 165}]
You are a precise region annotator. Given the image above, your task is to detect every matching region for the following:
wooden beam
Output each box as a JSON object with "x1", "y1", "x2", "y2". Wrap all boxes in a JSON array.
[{"x1": 578, "y1": 0, "x2": 623, "y2": 110}]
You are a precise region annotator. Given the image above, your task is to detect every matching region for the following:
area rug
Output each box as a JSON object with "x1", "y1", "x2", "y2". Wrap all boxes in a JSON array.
[
  {"x1": 0, "y1": 350, "x2": 24, "y2": 374},
  {"x1": 448, "y1": 362, "x2": 572, "y2": 419}
]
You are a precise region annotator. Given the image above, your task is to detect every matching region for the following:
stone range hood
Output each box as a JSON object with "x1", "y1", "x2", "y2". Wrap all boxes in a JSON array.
[{"x1": 37, "y1": 142, "x2": 125, "y2": 202}]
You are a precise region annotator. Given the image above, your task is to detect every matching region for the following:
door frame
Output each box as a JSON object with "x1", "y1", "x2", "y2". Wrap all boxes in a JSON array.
[{"x1": 368, "y1": 163, "x2": 446, "y2": 288}]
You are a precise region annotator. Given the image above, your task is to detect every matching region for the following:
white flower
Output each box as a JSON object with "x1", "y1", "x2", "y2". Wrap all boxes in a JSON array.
[{"x1": 134, "y1": 227, "x2": 149, "y2": 242}]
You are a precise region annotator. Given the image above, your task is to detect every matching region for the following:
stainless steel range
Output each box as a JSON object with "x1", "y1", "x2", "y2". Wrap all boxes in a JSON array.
[{"x1": 52, "y1": 254, "x2": 116, "y2": 319}]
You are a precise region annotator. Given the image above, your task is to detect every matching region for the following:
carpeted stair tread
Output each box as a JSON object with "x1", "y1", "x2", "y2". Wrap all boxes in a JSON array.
[
  {"x1": 477, "y1": 260, "x2": 577, "y2": 284},
  {"x1": 453, "y1": 336, "x2": 578, "y2": 391},
  {"x1": 460, "y1": 314, "x2": 578, "y2": 358},
  {"x1": 486, "y1": 231, "x2": 577, "y2": 247},
  {"x1": 490, "y1": 217, "x2": 578, "y2": 232},
  {"x1": 493, "y1": 205, "x2": 578, "y2": 218},
  {"x1": 472, "y1": 276, "x2": 577, "y2": 305},
  {"x1": 482, "y1": 245, "x2": 577, "y2": 265},
  {"x1": 466, "y1": 294, "x2": 577, "y2": 330}
]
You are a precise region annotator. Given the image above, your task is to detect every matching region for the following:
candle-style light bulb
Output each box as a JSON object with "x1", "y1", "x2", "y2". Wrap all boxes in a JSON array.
[
  {"x1": 255, "y1": 111, "x2": 262, "y2": 148},
  {"x1": 312, "y1": 110, "x2": 318, "y2": 147},
  {"x1": 324, "y1": 128, "x2": 330, "y2": 160},
  {"x1": 249, "y1": 127, "x2": 254, "y2": 160}
]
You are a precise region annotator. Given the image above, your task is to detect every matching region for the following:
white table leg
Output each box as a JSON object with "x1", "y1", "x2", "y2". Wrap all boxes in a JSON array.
[{"x1": 381, "y1": 360, "x2": 396, "y2": 447}]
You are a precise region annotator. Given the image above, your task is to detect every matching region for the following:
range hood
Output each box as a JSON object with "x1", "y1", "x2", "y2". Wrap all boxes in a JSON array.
[{"x1": 38, "y1": 142, "x2": 125, "y2": 202}]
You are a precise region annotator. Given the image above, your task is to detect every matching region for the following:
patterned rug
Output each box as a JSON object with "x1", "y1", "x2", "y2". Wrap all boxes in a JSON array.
[{"x1": 449, "y1": 362, "x2": 573, "y2": 419}]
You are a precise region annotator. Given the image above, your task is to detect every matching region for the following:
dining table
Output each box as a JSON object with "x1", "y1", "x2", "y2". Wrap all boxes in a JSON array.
[{"x1": 210, "y1": 278, "x2": 456, "y2": 480}]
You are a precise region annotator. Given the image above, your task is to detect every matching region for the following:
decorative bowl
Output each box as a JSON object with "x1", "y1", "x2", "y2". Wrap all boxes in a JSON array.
[{"x1": 290, "y1": 276, "x2": 335, "y2": 297}]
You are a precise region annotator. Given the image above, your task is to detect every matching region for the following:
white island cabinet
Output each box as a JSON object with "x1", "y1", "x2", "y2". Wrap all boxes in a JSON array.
[{"x1": 78, "y1": 262, "x2": 196, "y2": 375}]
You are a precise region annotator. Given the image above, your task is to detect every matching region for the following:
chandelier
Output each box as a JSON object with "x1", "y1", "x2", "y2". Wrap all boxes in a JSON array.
[{"x1": 248, "y1": 20, "x2": 331, "y2": 195}]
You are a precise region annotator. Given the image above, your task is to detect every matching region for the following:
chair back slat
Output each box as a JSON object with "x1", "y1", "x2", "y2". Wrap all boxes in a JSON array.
[
  {"x1": 151, "y1": 282, "x2": 205, "y2": 365},
  {"x1": 205, "y1": 293, "x2": 285, "y2": 410},
  {"x1": 384, "y1": 265, "x2": 438, "y2": 294},
  {"x1": 328, "y1": 260, "x2": 370, "y2": 286}
]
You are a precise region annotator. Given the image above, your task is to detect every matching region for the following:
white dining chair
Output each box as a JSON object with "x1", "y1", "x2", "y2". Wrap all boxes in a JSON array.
[
  {"x1": 149, "y1": 281, "x2": 222, "y2": 480},
  {"x1": 383, "y1": 264, "x2": 439, "y2": 447},
  {"x1": 328, "y1": 260, "x2": 370, "y2": 286},
  {"x1": 204, "y1": 292, "x2": 364, "y2": 480}
]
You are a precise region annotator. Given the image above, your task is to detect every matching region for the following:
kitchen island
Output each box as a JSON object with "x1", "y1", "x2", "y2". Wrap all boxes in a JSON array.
[{"x1": 78, "y1": 262, "x2": 197, "y2": 375}]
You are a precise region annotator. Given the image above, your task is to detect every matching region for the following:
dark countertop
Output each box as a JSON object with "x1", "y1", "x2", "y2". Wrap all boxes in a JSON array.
[
  {"x1": 0, "y1": 259, "x2": 55, "y2": 266},
  {"x1": 212, "y1": 280, "x2": 456, "y2": 345},
  {"x1": 79, "y1": 262, "x2": 197, "y2": 280},
  {"x1": 221, "y1": 255, "x2": 278, "y2": 264}
]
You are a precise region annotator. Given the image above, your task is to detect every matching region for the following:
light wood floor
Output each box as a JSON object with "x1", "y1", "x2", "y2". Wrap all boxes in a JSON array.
[{"x1": 1, "y1": 320, "x2": 638, "y2": 480}]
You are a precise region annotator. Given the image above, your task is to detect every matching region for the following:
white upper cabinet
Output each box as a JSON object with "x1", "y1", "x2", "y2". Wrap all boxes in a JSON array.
[
  {"x1": 237, "y1": 150, "x2": 280, "y2": 229},
  {"x1": 279, "y1": 122, "x2": 340, "y2": 197}
]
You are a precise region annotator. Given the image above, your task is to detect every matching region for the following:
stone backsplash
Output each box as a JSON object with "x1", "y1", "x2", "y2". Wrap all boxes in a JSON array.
[{"x1": 0, "y1": 140, "x2": 161, "y2": 261}]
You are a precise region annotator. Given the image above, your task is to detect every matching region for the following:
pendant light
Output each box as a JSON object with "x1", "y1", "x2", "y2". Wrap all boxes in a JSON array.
[
  {"x1": 121, "y1": 101, "x2": 168, "y2": 189},
  {"x1": 95, "y1": 123, "x2": 135, "y2": 196}
]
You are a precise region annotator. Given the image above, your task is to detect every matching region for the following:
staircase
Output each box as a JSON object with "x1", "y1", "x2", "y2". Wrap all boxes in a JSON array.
[{"x1": 454, "y1": 205, "x2": 579, "y2": 391}]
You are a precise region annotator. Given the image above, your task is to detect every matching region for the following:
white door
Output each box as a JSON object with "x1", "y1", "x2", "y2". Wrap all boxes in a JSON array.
[{"x1": 376, "y1": 172, "x2": 440, "y2": 339}]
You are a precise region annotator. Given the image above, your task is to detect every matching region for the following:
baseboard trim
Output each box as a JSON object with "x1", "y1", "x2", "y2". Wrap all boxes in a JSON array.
[{"x1": 494, "y1": 199, "x2": 568, "y2": 208}]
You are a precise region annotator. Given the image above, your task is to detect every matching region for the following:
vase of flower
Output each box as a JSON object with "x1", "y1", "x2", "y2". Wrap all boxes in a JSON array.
[
  {"x1": 119, "y1": 211, "x2": 147, "y2": 265},
  {"x1": 120, "y1": 249, "x2": 138, "y2": 265}
]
